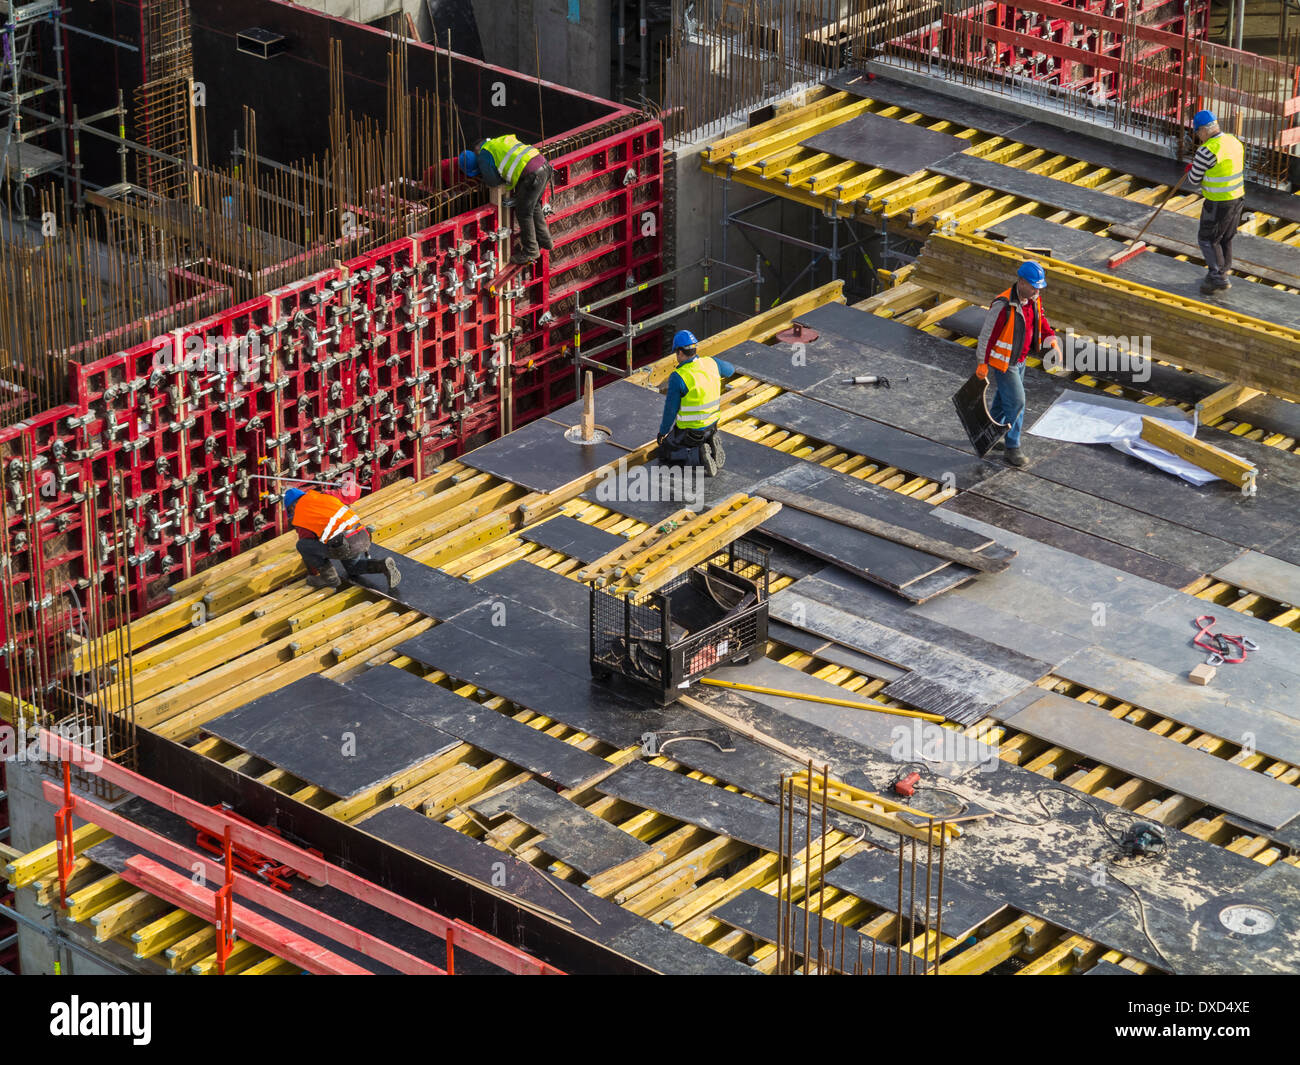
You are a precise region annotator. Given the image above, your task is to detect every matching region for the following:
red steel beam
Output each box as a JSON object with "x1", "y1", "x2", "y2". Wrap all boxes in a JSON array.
[
  {"x1": 39, "y1": 782, "x2": 445, "y2": 975},
  {"x1": 39, "y1": 731, "x2": 563, "y2": 975},
  {"x1": 120, "y1": 856, "x2": 371, "y2": 975},
  {"x1": 996, "y1": 0, "x2": 1189, "y2": 51}
]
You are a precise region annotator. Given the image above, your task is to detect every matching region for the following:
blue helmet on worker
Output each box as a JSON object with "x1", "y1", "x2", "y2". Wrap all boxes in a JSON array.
[
  {"x1": 1193, "y1": 109, "x2": 1217, "y2": 130},
  {"x1": 1017, "y1": 260, "x2": 1047, "y2": 290},
  {"x1": 458, "y1": 149, "x2": 479, "y2": 178},
  {"x1": 672, "y1": 330, "x2": 698, "y2": 358},
  {"x1": 283, "y1": 486, "x2": 305, "y2": 515}
]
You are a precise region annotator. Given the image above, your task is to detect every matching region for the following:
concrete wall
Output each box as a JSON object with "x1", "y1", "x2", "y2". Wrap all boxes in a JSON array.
[
  {"x1": 283, "y1": 0, "x2": 426, "y2": 29},
  {"x1": 472, "y1": 0, "x2": 612, "y2": 101}
]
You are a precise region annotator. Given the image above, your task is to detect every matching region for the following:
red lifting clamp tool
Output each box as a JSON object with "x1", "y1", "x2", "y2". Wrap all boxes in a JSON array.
[{"x1": 891, "y1": 770, "x2": 922, "y2": 798}]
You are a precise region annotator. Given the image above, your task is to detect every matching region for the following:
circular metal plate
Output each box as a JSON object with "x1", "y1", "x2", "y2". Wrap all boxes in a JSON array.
[
  {"x1": 1218, "y1": 903, "x2": 1276, "y2": 936},
  {"x1": 776, "y1": 323, "x2": 818, "y2": 344}
]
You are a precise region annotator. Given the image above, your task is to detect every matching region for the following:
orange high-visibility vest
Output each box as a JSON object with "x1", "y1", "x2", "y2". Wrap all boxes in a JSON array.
[
  {"x1": 986, "y1": 287, "x2": 1043, "y2": 372},
  {"x1": 291, "y1": 490, "x2": 361, "y2": 542}
]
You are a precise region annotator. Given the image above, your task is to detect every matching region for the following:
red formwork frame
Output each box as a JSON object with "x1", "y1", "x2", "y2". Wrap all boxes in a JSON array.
[
  {"x1": 39, "y1": 728, "x2": 563, "y2": 974},
  {"x1": 0, "y1": 115, "x2": 665, "y2": 690}
]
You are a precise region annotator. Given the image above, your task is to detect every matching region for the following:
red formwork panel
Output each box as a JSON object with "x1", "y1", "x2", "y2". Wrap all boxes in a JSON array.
[{"x1": 1, "y1": 117, "x2": 667, "y2": 699}]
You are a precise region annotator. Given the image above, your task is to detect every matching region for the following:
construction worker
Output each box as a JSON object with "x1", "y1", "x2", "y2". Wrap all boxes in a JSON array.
[
  {"x1": 1187, "y1": 109, "x2": 1245, "y2": 295},
  {"x1": 459, "y1": 134, "x2": 553, "y2": 264},
  {"x1": 282, "y1": 486, "x2": 401, "y2": 592},
  {"x1": 656, "y1": 330, "x2": 732, "y2": 475},
  {"x1": 974, "y1": 261, "x2": 1062, "y2": 468}
]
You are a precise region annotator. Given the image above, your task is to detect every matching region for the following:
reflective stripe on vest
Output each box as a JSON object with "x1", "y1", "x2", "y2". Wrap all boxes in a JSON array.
[
  {"x1": 292, "y1": 490, "x2": 361, "y2": 542},
  {"x1": 1201, "y1": 134, "x2": 1245, "y2": 201},
  {"x1": 483, "y1": 135, "x2": 539, "y2": 189},
  {"x1": 986, "y1": 287, "x2": 1041, "y2": 372},
  {"x1": 675, "y1": 357, "x2": 722, "y2": 430}
]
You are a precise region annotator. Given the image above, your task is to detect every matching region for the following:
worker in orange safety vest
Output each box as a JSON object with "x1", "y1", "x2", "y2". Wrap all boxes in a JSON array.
[
  {"x1": 974, "y1": 260, "x2": 1062, "y2": 468},
  {"x1": 283, "y1": 486, "x2": 400, "y2": 591}
]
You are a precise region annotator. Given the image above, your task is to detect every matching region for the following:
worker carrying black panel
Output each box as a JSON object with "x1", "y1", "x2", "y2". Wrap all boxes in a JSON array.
[
  {"x1": 459, "y1": 134, "x2": 553, "y2": 264},
  {"x1": 656, "y1": 330, "x2": 732, "y2": 476},
  {"x1": 283, "y1": 486, "x2": 400, "y2": 592}
]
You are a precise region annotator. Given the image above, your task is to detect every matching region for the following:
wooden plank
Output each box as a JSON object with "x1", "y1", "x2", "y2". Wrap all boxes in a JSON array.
[
  {"x1": 1212, "y1": 550, "x2": 1300, "y2": 607},
  {"x1": 470, "y1": 780, "x2": 649, "y2": 877},
  {"x1": 1140, "y1": 417, "x2": 1258, "y2": 491},
  {"x1": 760, "y1": 485, "x2": 1010, "y2": 573},
  {"x1": 1000, "y1": 691, "x2": 1300, "y2": 829},
  {"x1": 1195, "y1": 383, "x2": 1266, "y2": 424}
]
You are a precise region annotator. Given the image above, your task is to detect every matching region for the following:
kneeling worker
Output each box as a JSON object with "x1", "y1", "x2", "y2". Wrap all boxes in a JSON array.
[
  {"x1": 283, "y1": 486, "x2": 401, "y2": 592},
  {"x1": 459, "y1": 134, "x2": 553, "y2": 265},
  {"x1": 974, "y1": 260, "x2": 1062, "y2": 468},
  {"x1": 657, "y1": 330, "x2": 732, "y2": 476}
]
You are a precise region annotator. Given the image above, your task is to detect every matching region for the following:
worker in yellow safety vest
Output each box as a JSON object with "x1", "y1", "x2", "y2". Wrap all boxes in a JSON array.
[
  {"x1": 1186, "y1": 109, "x2": 1245, "y2": 296},
  {"x1": 656, "y1": 330, "x2": 733, "y2": 475},
  {"x1": 283, "y1": 486, "x2": 400, "y2": 591},
  {"x1": 459, "y1": 134, "x2": 553, "y2": 265}
]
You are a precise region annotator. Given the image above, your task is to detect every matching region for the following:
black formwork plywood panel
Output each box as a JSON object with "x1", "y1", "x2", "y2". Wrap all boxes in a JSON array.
[
  {"x1": 767, "y1": 619, "x2": 907, "y2": 681},
  {"x1": 941, "y1": 492, "x2": 1206, "y2": 590},
  {"x1": 721, "y1": 339, "x2": 846, "y2": 392},
  {"x1": 449, "y1": 598, "x2": 594, "y2": 673},
  {"x1": 1212, "y1": 550, "x2": 1300, "y2": 608},
  {"x1": 348, "y1": 665, "x2": 608, "y2": 788},
  {"x1": 469, "y1": 559, "x2": 591, "y2": 624},
  {"x1": 829, "y1": 72, "x2": 1027, "y2": 134},
  {"x1": 471, "y1": 780, "x2": 650, "y2": 876},
  {"x1": 520, "y1": 515, "x2": 626, "y2": 564},
  {"x1": 461, "y1": 415, "x2": 625, "y2": 492},
  {"x1": 206, "y1": 675, "x2": 460, "y2": 800},
  {"x1": 712, "y1": 889, "x2": 922, "y2": 973},
  {"x1": 825, "y1": 849, "x2": 1006, "y2": 940},
  {"x1": 804, "y1": 110, "x2": 967, "y2": 173},
  {"x1": 957, "y1": 471, "x2": 1242, "y2": 576},
  {"x1": 990, "y1": 214, "x2": 1300, "y2": 329},
  {"x1": 596, "y1": 760, "x2": 814, "y2": 851},
  {"x1": 359, "y1": 548, "x2": 489, "y2": 618},
  {"x1": 542, "y1": 378, "x2": 666, "y2": 449},
  {"x1": 1001, "y1": 691, "x2": 1300, "y2": 829},
  {"x1": 361, "y1": 806, "x2": 752, "y2": 974},
  {"x1": 752, "y1": 391, "x2": 996, "y2": 488},
  {"x1": 929, "y1": 155, "x2": 1152, "y2": 225}
]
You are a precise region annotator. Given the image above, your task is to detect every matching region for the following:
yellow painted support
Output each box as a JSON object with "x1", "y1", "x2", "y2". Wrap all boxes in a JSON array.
[
  {"x1": 1140, "y1": 417, "x2": 1258, "y2": 491},
  {"x1": 698, "y1": 677, "x2": 944, "y2": 722}
]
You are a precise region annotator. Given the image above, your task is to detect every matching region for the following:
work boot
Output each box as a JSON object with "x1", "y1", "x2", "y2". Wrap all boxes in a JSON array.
[
  {"x1": 1200, "y1": 276, "x2": 1231, "y2": 295},
  {"x1": 701, "y1": 444, "x2": 719, "y2": 478},
  {"x1": 709, "y1": 436, "x2": 726, "y2": 472},
  {"x1": 306, "y1": 569, "x2": 341, "y2": 589},
  {"x1": 510, "y1": 252, "x2": 537, "y2": 266},
  {"x1": 1005, "y1": 447, "x2": 1029, "y2": 468},
  {"x1": 384, "y1": 556, "x2": 402, "y2": 592}
]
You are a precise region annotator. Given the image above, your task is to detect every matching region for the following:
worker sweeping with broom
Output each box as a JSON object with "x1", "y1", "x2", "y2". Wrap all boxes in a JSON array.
[
  {"x1": 282, "y1": 486, "x2": 401, "y2": 592},
  {"x1": 1187, "y1": 110, "x2": 1245, "y2": 296}
]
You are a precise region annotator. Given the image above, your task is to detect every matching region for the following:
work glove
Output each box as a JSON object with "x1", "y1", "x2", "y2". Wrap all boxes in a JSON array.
[{"x1": 975, "y1": 363, "x2": 989, "y2": 381}]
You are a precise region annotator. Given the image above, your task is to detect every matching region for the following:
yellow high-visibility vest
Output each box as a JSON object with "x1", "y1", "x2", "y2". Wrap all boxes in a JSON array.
[
  {"x1": 1201, "y1": 133, "x2": 1245, "y2": 201},
  {"x1": 675, "y1": 357, "x2": 722, "y2": 430},
  {"x1": 481, "y1": 134, "x2": 540, "y2": 189}
]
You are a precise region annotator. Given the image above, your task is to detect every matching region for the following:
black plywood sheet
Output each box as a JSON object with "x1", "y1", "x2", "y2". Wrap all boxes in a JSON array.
[
  {"x1": 447, "y1": 598, "x2": 597, "y2": 675},
  {"x1": 753, "y1": 391, "x2": 997, "y2": 488},
  {"x1": 826, "y1": 849, "x2": 1006, "y2": 939},
  {"x1": 362, "y1": 805, "x2": 751, "y2": 974},
  {"x1": 357, "y1": 547, "x2": 487, "y2": 619},
  {"x1": 1084, "y1": 960, "x2": 1138, "y2": 975},
  {"x1": 1110, "y1": 211, "x2": 1300, "y2": 287},
  {"x1": 1001, "y1": 691, "x2": 1300, "y2": 829},
  {"x1": 461, "y1": 414, "x2": 625, "y2": 492},
  {"x1": 597, "y1": 759, "x2": 813, "y2": 851},
  {"x1": 206, "y1": 675, "x2": 459, "y2": 800},
  {"x1": 959, "y1": 470, "x2": 1241, "y2": 575},
  {"x1": 829, "y1": 71, "x2": 1028, "y2": 134},
  {"x1": 804, "y1": 109, "x2": 966, "y2": 174},
  {"x1": 1054, "y1": 648, "x2": 1300, "y2": 766},
  {"x1": 723, "y1": 340, "x2": 843, "y2": 392},
  {"x1": 470, "y1": 780, "x2": 649, "y2": 876},
  {"x1": 469, "y1": 559, "x2": 590, "y2": 625},
  {"x1": 542, "y1": 378, "x2": 666, "y2": 449},
  {"x1": 941, "y1": 492, "x2": 1205, "y2": 589},
  {"x1": 767, "y1": 618, "x2": 907, "y2": 681},
  {"x1": 712, "y1": 888, "x2": 922, "y2": 972},
  {"x1": 519, "y1": 515, "x2": 626, "y2": 564},
  {"x1": 990, "y1": 214, "x2": 1300, "y2": 329},
  {"x1": 931, "y1": 154, "x2": 1152, "y2": 225},
  {"x1": 1213, "y1": 550, "x2": 1300, "y2": 607},
  {"x1": 347, "y1": 665, "x2": 609, "y2": 788}
]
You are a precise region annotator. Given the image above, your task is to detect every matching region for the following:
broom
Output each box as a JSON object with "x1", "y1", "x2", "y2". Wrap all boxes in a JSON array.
[{"x1": 1107, "y1": 168, "x2": 1191, "y2": 269}]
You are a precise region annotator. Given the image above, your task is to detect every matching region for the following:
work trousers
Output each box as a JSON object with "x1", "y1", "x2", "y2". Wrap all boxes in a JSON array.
[
  {"x1": 297, "y1": 529, "x2": 387, "y2": 581},
  {"x1": 988, "y1": 361, "x2": 1027, "y2": 449},
  {"x1": 1197, "y1": 198, "x2": 1244, "y2": 283},
  {"x1": 513, "y1": 161, "x2": 553, "y2": 259},
  {"x1": 657, "y1": 425, "x2": 718, "y2": 466}
]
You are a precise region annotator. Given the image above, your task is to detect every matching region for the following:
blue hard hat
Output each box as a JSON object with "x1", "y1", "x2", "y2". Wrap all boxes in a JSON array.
[
  {"x1": 1193, "y1": 109, "x2": 1216, "y2": 129},
  {"x1": 1017, "y1": 260, "x2": 1047, "y2": 289},
  {"x1": 283, "y1": 486, "x2": 305, "y2": 513},
  {"x1": 672, "y1": 330, "x2": 698, "y2": 351},
  {"x1": 458, "y1": 149, "x2": 479, "y2": 178}
]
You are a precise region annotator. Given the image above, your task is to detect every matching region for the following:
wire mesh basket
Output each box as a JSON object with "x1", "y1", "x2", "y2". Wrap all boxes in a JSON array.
[{"x1": 589, "y1": 538, "x2": 770, "y2": 706}]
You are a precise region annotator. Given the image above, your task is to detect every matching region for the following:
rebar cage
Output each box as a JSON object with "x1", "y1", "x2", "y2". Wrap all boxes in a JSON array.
[{"x1": 589, "y1": 538, "x2": 770, "y2": 706}]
